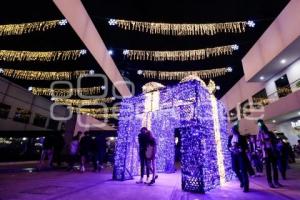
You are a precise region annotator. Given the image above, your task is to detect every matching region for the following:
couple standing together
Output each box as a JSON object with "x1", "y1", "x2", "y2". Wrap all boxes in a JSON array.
[{"x1": 136, "y1": 127, "x2": 158, "y2": 185}]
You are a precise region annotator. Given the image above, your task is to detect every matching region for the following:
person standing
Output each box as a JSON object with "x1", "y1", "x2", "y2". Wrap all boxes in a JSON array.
[
  {"x1": 136, "y1": 127, "x2": 149, "y2": 184},
  {"x1": 257, "y1": 119, "x2": 282, "y2": 188},
  {"x1": 67, "y1": 134, "x2": 80, "y2": 171},
  {"x1": 276, "y1": 138, "x2": 288, "y2": 180},
  {"x1": 228, "y1": 125, "x2": 249, "y2": 192},
  {"x1": 38, "y1": 135, "x2": 55, "y2": 170},
  {"x1": 79, "y1": 131, "x2": 92, "y2": 172},
  {"x1": 145, "y1": 130, "x2": 158, "y2": 185}
]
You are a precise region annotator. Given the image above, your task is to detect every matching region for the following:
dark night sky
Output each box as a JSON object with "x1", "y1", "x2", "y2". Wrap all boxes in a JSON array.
[{"x1": 0, "y1": 0, "x2": 290, "y2": 98}]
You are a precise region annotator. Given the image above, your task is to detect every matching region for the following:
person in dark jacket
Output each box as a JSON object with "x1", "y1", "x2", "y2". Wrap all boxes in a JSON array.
[
  {"x1": 228, "y1": 125, "x2": 249, "y2": 192},
  {"x1": 276, "y1": 138, "x2": 289, "y2": 180},
  {"x1": 257, "y1": 119, "x2": 282, "y2": 188},
  {"x1": 79, "y1": 131, "x2": 92, "y2": 172},
  {"x1": 136, "y1": 127, "x2": 149, "y2": 184},
  {"x1": 93, "y1": 134, "x2": 107, "y2": 172}
]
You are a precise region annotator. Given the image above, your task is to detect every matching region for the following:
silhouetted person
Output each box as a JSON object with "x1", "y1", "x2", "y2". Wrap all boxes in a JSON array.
[
  {"x1": 136, "y1": 127, "x2": 149, "y2": 184},
  {"x1": 67, "y1": 134, "x2": 80, "y2": 171},
  {"x1": 257, "y1": 119, "x2": 282, "y2": 188},
  {"x1": 93, "y1": 134, "x2": 107, "y2": 172},
  {"x1": 39, "y1": 135, "x2": 55, "y2": 170},
  {"x1": 53, "y1": 133, "x2": 65, "y2": 167},
  {"x1": 277, "y1": 138, "x2": 288, "y2": 180},
  {"x1": 79, "y1": 131, "x2": 92, "y2": 172},
  {"x1": 145, "y1": 130, "x2": 158, "y2": 185},
  {"x1": 248, "y1": 135, "x2": 263, "y2": 175},
  {"x1": 228, "y1": 125, "x2": 249, "y2": 192}
]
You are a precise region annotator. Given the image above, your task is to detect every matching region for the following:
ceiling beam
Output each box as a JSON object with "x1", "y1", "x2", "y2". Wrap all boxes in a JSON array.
[{"x1": 53, "y1": 0, "x2": 132, "y2": 97}]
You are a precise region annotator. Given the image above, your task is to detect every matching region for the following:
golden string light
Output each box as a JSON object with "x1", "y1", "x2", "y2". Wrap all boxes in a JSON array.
[
  {"x1": 109, "y1": 19, "x2": 255, "y2": 36},
  {"x1": 0, "y1": 68, "x2": 92, "y2": 80},
  {"x1": 30, "y1": 86, "x2": 101, "y2": 96},
  {"x1": 0, "y1": 19, "x2": 67, "y2": 36},
  {"x1": 123, "y1": 45, "x2": 237, "y2": 61},
  {"x1": 86, "y1": 113, "x2": 119, "y2": 119},
  {"x1": 141, "y1": 67, "x2": 231, "y2": 80},
  {"x1": 54, "y1": 97, "x2": 115, "y2": 106},
  {"x1": 70, "y1": 106, "x2": 119, "y2": 113},
  {"x1": 0, "y1": 49, "x2": 86, "y2": 62}
]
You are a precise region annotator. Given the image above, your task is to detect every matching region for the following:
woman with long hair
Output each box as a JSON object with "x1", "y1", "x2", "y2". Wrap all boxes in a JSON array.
[
  {"x1": 257, "y1": 119, "x2": 282, "y2": 188},
  {"x1": 145, "y1": 130, "x2": 158, "y2": 185}
]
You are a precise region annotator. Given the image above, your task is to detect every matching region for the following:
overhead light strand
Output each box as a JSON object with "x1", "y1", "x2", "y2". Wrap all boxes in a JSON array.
[
  {"x1": 0, "y1": 68, "x2": 93, "y2": 80},
  {"x1": 0, "y1": 19, "x2": 67, "y2": 36},
  {"x1": 0, "y1": 49, "x2": 86, "y2": 62},
  {"x1": 108, "y1": 18, "x2": 255, "y2": 36},
  {"x1": 122, "y1": 45, "x2": 238, "y2": 61}
]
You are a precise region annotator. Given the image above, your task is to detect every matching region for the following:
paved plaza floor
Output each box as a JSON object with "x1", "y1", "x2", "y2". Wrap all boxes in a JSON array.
[{"x1": 0, "y1": 161, "x2": 300, "y2": 200}]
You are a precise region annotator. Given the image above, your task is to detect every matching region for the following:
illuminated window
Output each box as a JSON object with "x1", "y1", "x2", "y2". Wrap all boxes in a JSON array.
[
  {"x1": 13, "y1": 108, "x2": 31, "y2": 124},
  {"x1": 33, "y1": 114, "x2": 47, "y2": 128}
]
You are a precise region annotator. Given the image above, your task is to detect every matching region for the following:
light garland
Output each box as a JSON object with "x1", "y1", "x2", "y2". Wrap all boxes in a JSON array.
[
  {"x1": 141, "y1": 67, "x2": 230, "y2": 80},
  {"x1": 78, "y1": 113, "x2": 119, "y2": 119},
  {"x1": 0, "y1": 49, "x2": 86, "y2": 62},
  {"x1": 113, "y1": 80, "x2": 233, "y2": 193},
  {"x1": 123, "y1": 45, "x2": 237, "y2": 61},
  {"x1": 0, "y1": 68, "x2": 92, "y2": 80},
  {"x1": 53, "y1": 97, "x2": 115, "y2": 106},
  {"x1": 71, "y1": 106, "x2": 119, "y2": 114},
  {"x1": 0, "y1": 19, "x2": 67, "y2": 36},
  {"x1": 108, "y1": 19, "x2": 255, "y2": 36},
  {"x1": 30, "y1": 86, "x2": 101, "y2": 96}
]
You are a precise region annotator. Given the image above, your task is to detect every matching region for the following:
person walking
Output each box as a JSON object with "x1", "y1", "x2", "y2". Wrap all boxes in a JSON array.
[
  {"x1": 67, "y1": 134, "x2": 80, "y2": 171},
  {"x1": 145, "y1": 130, "x2": 158, "y2": 185},
  {"x1": 228, "y1": 125, "x2": 249, "y2": 192},
  {"x1": 257, "y1": 119, "x2": 282, "y2": 188},
  {"x1": 248, "y1": 135, "x2": 263, "y2": 175},
  {"x1": 136, "y1": 127, "x2": 149, "y2": 184}
]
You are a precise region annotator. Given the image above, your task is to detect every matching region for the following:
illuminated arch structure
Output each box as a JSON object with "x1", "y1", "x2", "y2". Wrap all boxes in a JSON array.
[{"x1": 113, "y1": 79, "x2": 234, "y2": 193}]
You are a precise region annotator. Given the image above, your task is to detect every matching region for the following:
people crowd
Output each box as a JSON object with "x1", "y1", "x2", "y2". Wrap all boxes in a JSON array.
[
  {"x1": 228, "y1": 119, "x2": 297, "y2": 192},
  {"x1": 37, "y1": 122, "x2": 299, "y2": 190},
  {"x1": 39, "y1": 131, "x2": 109, "y2": 173}
]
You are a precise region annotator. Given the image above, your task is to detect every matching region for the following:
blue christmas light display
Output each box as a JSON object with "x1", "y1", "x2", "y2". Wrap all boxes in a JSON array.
[{"x1": 113, "y1": 80, "x2": 234, "y2": 193}]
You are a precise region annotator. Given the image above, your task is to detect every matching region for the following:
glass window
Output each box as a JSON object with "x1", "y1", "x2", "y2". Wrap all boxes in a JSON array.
[
  {"x1": 47, "y1": 119, "x2": 59, "y2": 130},
  {"x1": 240, "y1": 100, "x2": 251, "y2": 118},
  {"x1": 252, "y1": 89, "x2": 268, "y2": 109},
  {"x1": 0, "y1": 103, "x2": 11, "y2": 119},
  {"x1": 13, "y1": 108, "x2": 31, "y2": 124},
  {"x1": 275, "y1": 74, "x2": 292, "y2": 98},
  {"x1": 33, "y1": 114, "x2": 47, "y2": 128},
  {"x1": 229, "y1": 108, "x2": 238, "y2": 123}
]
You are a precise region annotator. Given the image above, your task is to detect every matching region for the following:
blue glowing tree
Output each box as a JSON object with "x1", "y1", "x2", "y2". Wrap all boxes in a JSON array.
[{"x1": 113, "y1": 80, "x2": 234, "y2": 193}]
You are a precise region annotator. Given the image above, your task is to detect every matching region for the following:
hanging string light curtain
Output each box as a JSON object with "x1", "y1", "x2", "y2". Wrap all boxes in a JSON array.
[
  {"x1": 123, "y1": 44, "x2": 238, "y2": 61},
  {"x1": 0, "y1": 49, "x2": 86, "y2": 62},
  {"x1": 54, "y1": 97, "x2": 115, "y2": 106},
  {"x1": 108, "y1": 19, "x2": 255, "y2": 36},
  {"x1": 0, "y1": 19, "x2": 67, "y2": 36},
  {"x1": 30, "y1": 86, "x2": 101, "y2": 96},
  {"x1": 141, "y1": 67, "x2": 231, "y2": 80},
  {"x1": 0, "y1": 68, "x2": 92, "y2": 80}
]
